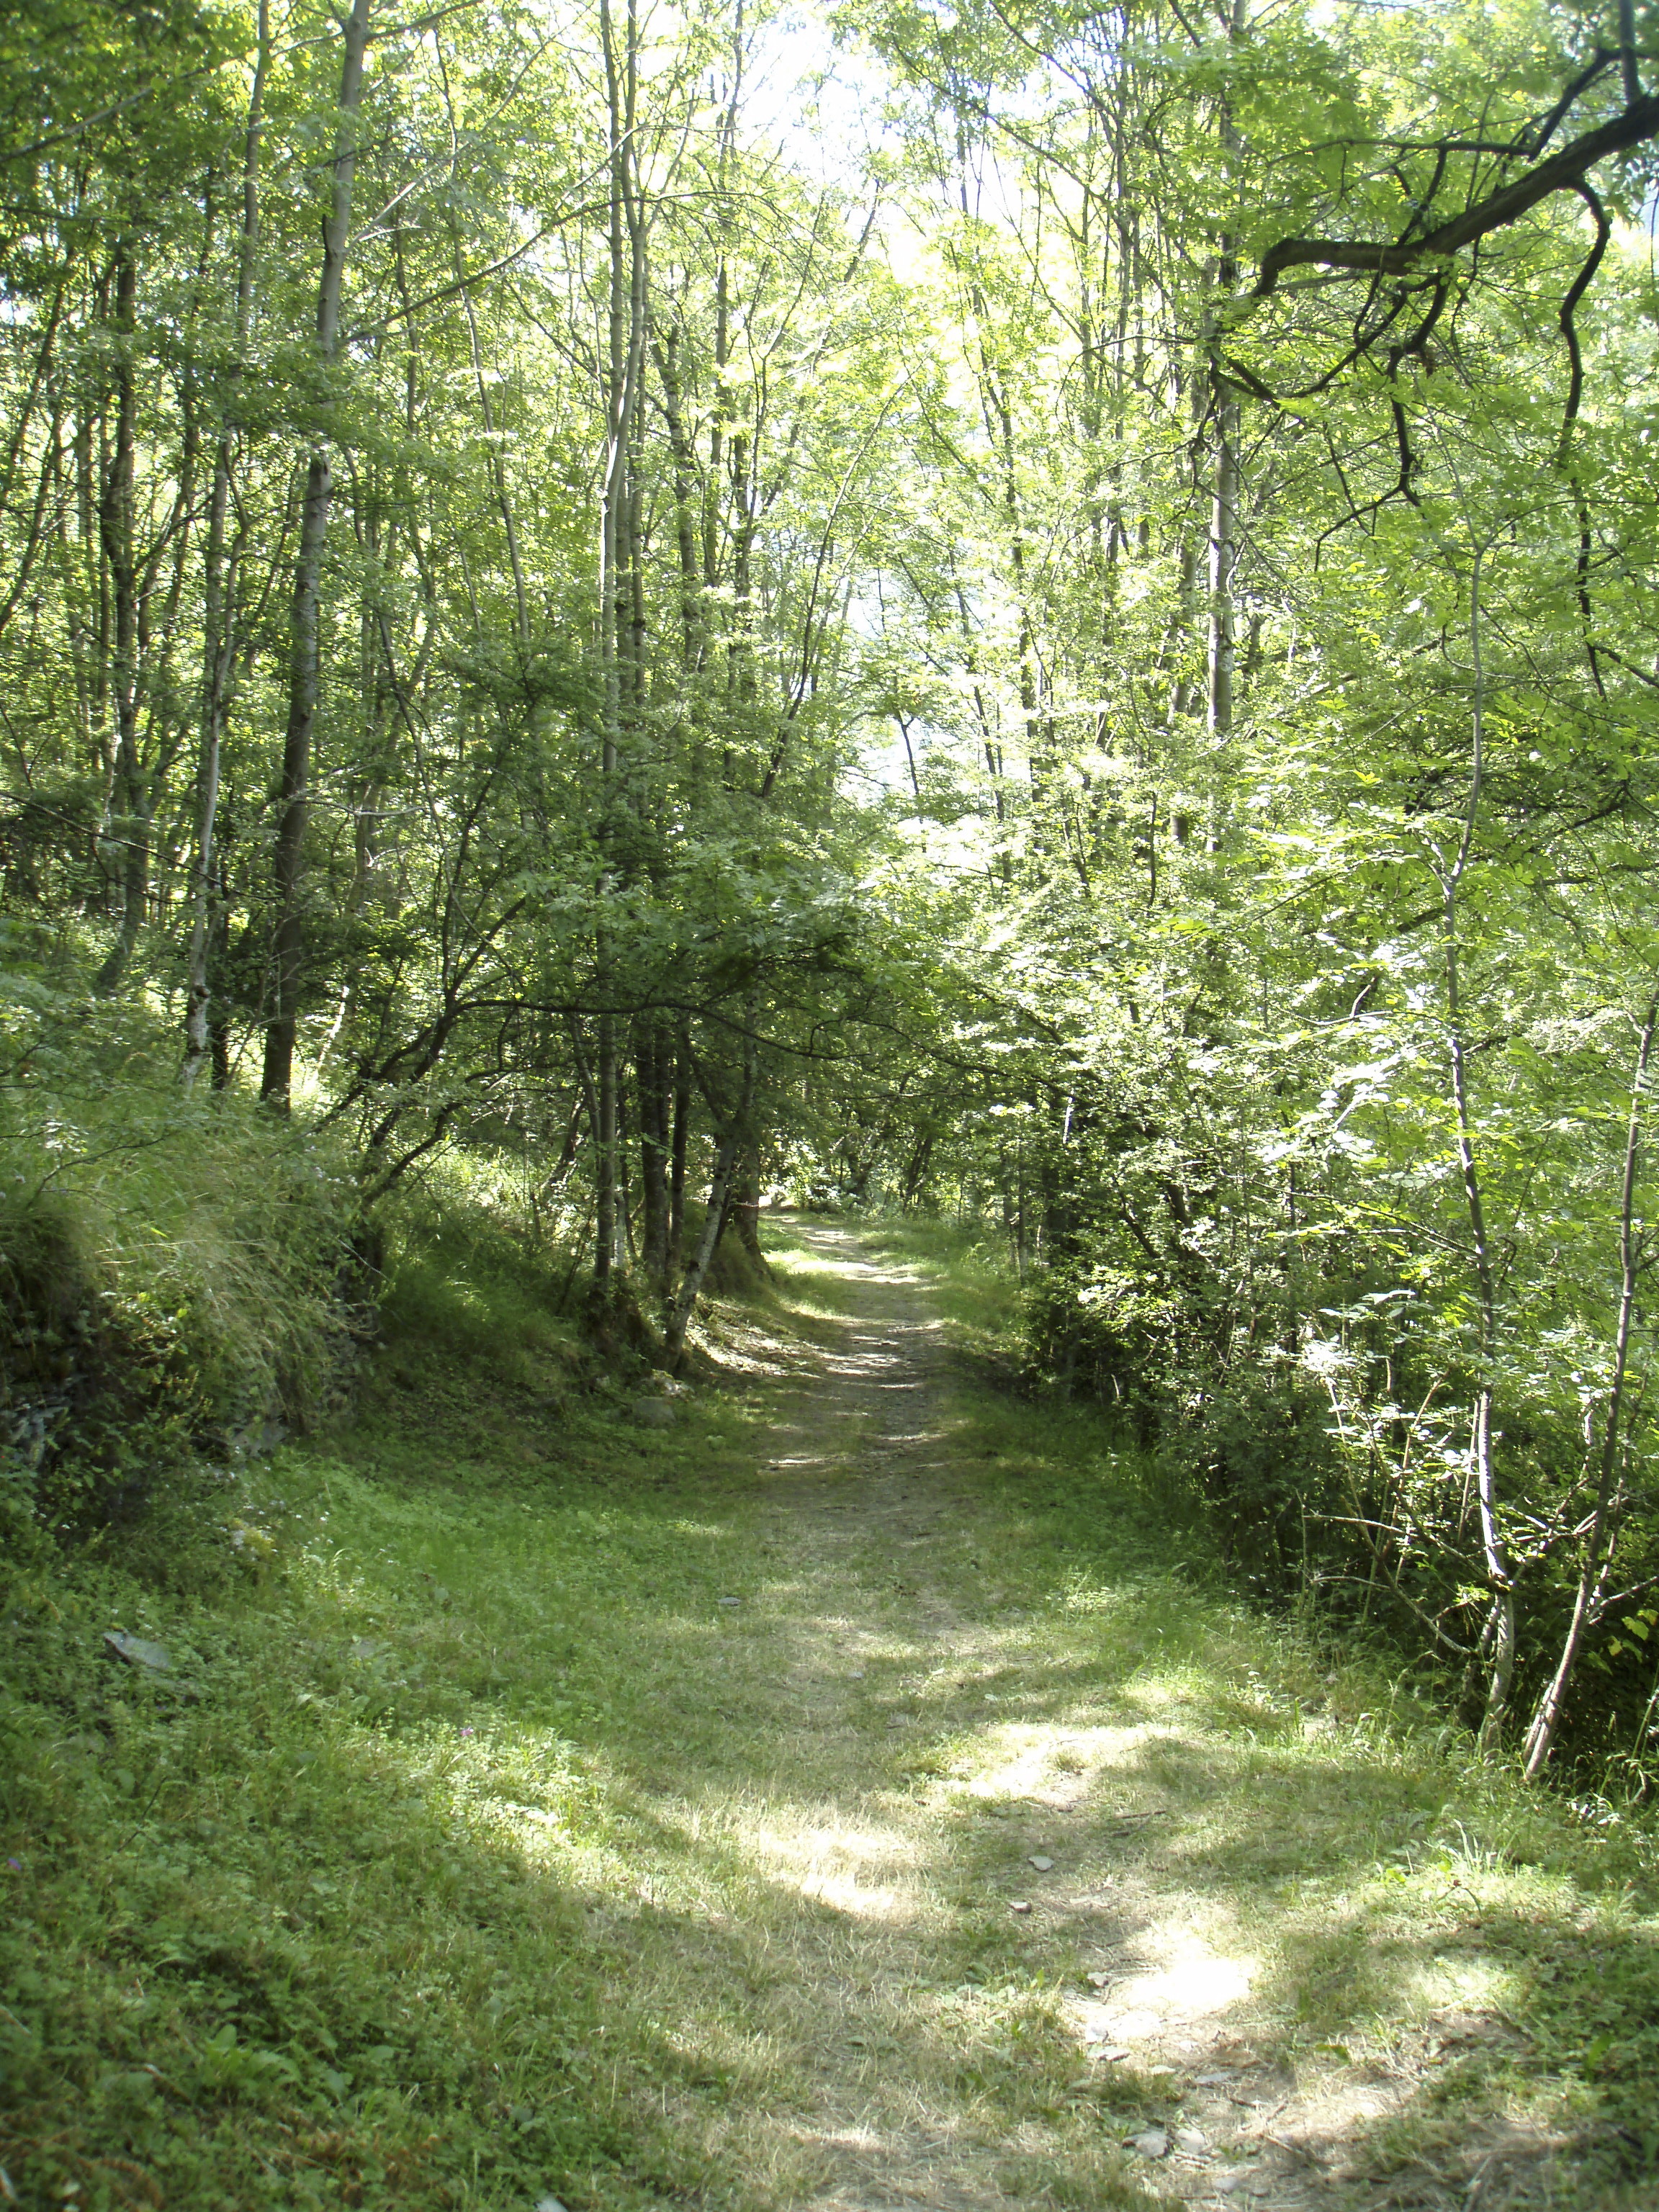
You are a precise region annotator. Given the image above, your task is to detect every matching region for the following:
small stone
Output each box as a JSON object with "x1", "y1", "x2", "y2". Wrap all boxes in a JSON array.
[
  {"x1": 103, "y1": 1632, "x2": 172, "y2": 1673},
  {"x1": 535, "y1": 2199, "x2": 570, "y2": 2212},
  {"x1": 1010, "y1": 1899, "x2": 1032, "y2": 1914},
  {"x1": 1029, "y1": 1854, "x2": 1054, "y2": 1871},
  {"x1": 1174, "y1": 2127, "x2": 1208, "y2": 2154},
  {"x1": 1195, "y1": 2069, "x2": 1235, "y2": 2087},
  {"x1": 631, "y1": 1399, "x2": 677, "y2": 1429},
  {"x1": 1128, "y1": 2128, "x2": 1169, "y2": 2159},
  {"x1": 1087, "y1": 1969, "x2": 1112, "y2": 1989},
  {"x1": 718, "y1": 1596, "x2": 741, "y2": 1607}
]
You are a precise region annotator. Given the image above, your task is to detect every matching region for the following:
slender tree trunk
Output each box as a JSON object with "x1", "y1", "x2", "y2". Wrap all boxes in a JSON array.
[
  {"x1": 1164, "y1": 534, "x2": 1202, "y2": 724},
  {"x1": 594, "y1": 1011, "x2": 619, "y2": 1285},
  {"x1": 1206, "y1": 0, "x2": 1244, "y2": 748},
  {"x1": 1443, "y1": 541, "x2": 1514, "y2": 1750},
  {"x1": 1522, "y1": 986, "x2": 1659, "y2": 1776},
  {"x1": 185, "y1": 0, "x2": 267, "y2": 1088},
  {"x1": 261, "y1": 0, "x2": 372, "y2": 1107},
  {"x1": 207, "y1": 846, "x2": 233, "y2": 1088},
  {"x1": 0, "y1": 287, "x2": 66, "y2": 647},
  {"x1": 663, "y1": 1027, "x2": 757, "y2": 1369},
  {"x1": 656, "y1": 325, "x2": 701, "y2": 665},
  {"x1": 616, "y1": 1076, "x2": 633, "y2": 1269},
  {"x1": 593, "y1": 0, "x2": 647, "y2": 1282},
  {"x1": 732, "y1": 1146, "x2": 768, "y2": 1275},
  {"x1": 93, "y1": 244, "x2": 145, "y2": 994},
  {"x1": 669, "y1": 1029, "x2": 691, "y2": 1277},
  {"x1": 637, "y1": 1022, "x2": 671, "y2": 1289},
  {"x1": 462, "y1": 266, "x2": 529, "y2": 648},
  {"x1": 1208, "y1": 401, "x2": 1238, "y2": 742}
]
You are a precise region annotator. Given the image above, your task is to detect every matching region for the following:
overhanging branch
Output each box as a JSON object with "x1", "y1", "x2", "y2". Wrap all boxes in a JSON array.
[{"x1": 1246, "y1": 89, "x2": 1659, "y2": 307}]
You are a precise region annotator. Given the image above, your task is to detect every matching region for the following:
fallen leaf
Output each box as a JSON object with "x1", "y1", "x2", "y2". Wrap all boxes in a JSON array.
[{"x1": 103, "y1": 1632, "x2": 173, "y2": 1673}]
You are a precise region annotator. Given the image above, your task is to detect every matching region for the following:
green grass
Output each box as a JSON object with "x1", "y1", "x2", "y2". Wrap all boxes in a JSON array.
[{"x1": 4, "y1": 1215, "x2": 1658, "y2": 2210}]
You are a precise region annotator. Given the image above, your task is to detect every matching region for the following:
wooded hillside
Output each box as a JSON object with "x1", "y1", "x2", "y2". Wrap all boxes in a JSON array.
[{"x1": 6, "y1": 0, "x2": 1659, "y2": 1787}]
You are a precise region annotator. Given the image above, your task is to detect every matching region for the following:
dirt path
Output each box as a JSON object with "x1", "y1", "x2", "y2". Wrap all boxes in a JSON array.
[
  {"x1": 644, "y1": 1220, "x2": 1462, "y2": 2212},
  {"x1": 1, "y1": 1222, "x2": 1619, "y2": 2212}
]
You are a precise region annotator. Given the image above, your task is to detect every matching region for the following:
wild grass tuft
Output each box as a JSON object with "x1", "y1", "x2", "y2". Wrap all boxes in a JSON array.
[{"x1": 1, "y1": 1008, "x2": 356, "y2": 1555}]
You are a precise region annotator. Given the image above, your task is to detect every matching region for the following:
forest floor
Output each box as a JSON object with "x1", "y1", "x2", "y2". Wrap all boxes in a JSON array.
[{"x1": 4, "y1": 1219, "x2": 1656, "y2": 2211}]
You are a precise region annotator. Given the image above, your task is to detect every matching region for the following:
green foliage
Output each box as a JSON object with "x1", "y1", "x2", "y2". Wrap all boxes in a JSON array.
[
  {"x1": 827, "y1": 0, "x2": 1659, "y2": 1776},
  {"x1": 375, "y1": 1165, "x2": 589, "y2": 1393},
  {"x1": 6, "y1": 0, "x2": 1659, "y2": 1791},
  {"x1": 0, "y1": 1006, "x2": 355, "y2": 1549}
]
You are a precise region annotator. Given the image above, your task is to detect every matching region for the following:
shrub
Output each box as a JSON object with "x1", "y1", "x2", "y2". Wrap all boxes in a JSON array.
[{"x1": 1, "y1": 1004, "x2": 355, "y2": 1547}]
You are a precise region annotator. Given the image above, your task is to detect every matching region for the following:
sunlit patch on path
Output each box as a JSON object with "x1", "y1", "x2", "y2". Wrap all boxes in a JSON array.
[{"x1": 601, "y1": 1219, "x2": 1606, "y2": 2212}]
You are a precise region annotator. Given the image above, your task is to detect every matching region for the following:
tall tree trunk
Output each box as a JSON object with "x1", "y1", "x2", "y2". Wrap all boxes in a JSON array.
[
  {"x1": 663, "y1": 1026, "x2": 757, "y2": 1369},
  {"x1": 1208, "y1": 398, "x2": 1238, "y2": 743},
  {"x1": 1444, "y1": 541, "x2": 1514, "y2": 1749},
  {"x1": 593, "y1": 0, "x2": 647, "y2": 1282},
  {"x1": 1522, "y1": 986, "x2": 1659, "y2": 1776},
  {"x1": 261, "y1": 0, "x2": 372, "y2": 1107},
  {"x1": 93, "y1": 244, "x2": 145, "y2": 994},
  {"x1": 1206, "y1": 0, "x2": 1244, "y2": 750},
  {"x1": 669, "y1": 1028, "x2": 691, "y2": 1277},
  {"x1": 637, "y1": 1022, "x2": 671, "y2": 1289},
  {"x1": 185, "y1": 0, "x2": 268, "y2": 1087},
  {"x1": 732, "y1": 1146, "x2": 768, "y2": 1275}
]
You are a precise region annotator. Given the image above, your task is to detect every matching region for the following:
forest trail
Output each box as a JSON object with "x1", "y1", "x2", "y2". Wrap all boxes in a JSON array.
[
  {"x1": 2, "y1": 1219, "x2": 1628, "y2": 2212},
  {"x1": 624, "y1": 1220, "x2": 1550, "y2": 2212}
]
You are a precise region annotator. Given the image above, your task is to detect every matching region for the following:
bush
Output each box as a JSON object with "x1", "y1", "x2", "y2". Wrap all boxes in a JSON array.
[
  {"x1": 372, "y1": 1159, "x2": 590, "y2": 1386},
  {"x1": 1, "y1": 1003, "x2": 356, "y2": 1548}
]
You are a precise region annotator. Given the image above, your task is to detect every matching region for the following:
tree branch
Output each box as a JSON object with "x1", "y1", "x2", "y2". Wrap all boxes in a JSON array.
[{"x1": 1246, "y1": 91, "x2": 1659, "y2": 305}]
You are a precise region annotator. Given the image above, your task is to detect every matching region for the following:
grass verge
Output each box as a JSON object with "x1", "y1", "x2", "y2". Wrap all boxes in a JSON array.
[{"x1": 2, "y1": 1214, "x2": 1656, "y2": 2210}]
